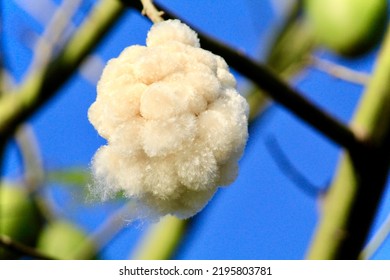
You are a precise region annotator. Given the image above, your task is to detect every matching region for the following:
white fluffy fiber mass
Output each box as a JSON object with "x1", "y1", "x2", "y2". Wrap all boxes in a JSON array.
[{"x1": 88, "y1": 20, "x2": 249, "y2": 219}]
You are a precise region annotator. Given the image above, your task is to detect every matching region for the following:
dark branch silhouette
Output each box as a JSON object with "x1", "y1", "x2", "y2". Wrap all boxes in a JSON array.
[
  {"x1": 265, "y1": 135, "x2": 324, "y2": 197},
  {"x1": 122, "y1": 0, "x2": 363, "y2": 153},
  {"x1": 0, "y1": 235, "x2": 55, "y2": 260}
]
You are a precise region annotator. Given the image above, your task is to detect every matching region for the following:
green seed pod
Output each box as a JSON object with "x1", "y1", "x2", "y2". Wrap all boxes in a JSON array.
[
  {"x1": 0, "y1": 184, "x2": 44, "y2": 259},
  {"x1": 304, "y1": 0, "x2": 388, "y2": 56},
  {"x1": 37, "y1": 220, "x2": 97, "y2": 260}
]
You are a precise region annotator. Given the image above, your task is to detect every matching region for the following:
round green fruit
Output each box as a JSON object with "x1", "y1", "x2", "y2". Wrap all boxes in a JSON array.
[
  {"x1": 0, "y1": 184, "x2": 44, "y2": 259},
  {"x1": 304, "y1": 0, "x2": 388, "y2": 56},
  {"x1": 37, "y1": 220, "x2": 96, "y2": 260}
]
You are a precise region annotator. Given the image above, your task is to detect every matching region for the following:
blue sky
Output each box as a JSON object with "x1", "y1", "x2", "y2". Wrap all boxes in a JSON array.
[{"x1": 2, "y1": 0, "x2": 390, "y2": 259}]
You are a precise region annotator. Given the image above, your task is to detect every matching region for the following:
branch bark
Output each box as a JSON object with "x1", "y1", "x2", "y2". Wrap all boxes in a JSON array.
[
  {"x1": 307, "y1": 24, "x2": 390, "y2": 259},
  {"x1": 123, "y1": 0, "x2": 362, "y2": 153}
]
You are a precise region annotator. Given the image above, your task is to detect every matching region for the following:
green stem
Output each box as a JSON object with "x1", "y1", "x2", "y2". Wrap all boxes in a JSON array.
[
  {"x1": 307, "y1": 24, "x2": 390, "y2": 259},
  {"x1": 131, "y1": 216, "x2": 188, "y2": 260}
]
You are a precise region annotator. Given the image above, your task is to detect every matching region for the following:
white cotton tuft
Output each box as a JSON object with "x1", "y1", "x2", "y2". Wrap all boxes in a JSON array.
[
  {"x1": 146, "y1": 19, "x2": 200, "y2": 48},
  {"x1": 88, "y1": 20, "x2": 249, "y2": 220}
]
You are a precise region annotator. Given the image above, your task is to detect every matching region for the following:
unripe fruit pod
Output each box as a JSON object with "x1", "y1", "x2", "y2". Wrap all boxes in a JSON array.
[
  {"x1": 0, "y1": 184, "x2": 44, "y2": 259},
  {"x1": 304, "y1": 0, "x2": 388, "y2": 56},
  {"x1": 37, "y1": 220, "x2": 97, "y2": 259}
]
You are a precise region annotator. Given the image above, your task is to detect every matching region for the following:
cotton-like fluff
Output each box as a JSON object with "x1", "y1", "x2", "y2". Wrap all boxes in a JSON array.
[{"x1": 88, "y1": 19, "x2": 249, "y2": 220}]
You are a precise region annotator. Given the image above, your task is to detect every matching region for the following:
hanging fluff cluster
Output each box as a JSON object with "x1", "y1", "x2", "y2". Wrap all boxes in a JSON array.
[{"x1": 88, "y1": 20, "x2": 249, "y2": 220}]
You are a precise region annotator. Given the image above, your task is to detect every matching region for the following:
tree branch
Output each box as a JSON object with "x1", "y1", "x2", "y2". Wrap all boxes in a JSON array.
[
  {"x1": 140, "y1": 0, "x2": 164, "y2": 23},
  {"x1": 310, "y1": 56, "x2": 370, "y2": 85},
  {"x1": 123, "y1": 0, "x2": 362, "y2": 152},
  {"x1": 0, "y1": 234, "x2": 55, "y2": 260},
  {"x1": 26, "y1": 0, "x2": 84, "y2": 74},
  {"x1": 307, "y1": 24, "x2": 390, "y2": 259},
  {"x1": 0, "y1": 0, "x2": 125, "y2": 145}
]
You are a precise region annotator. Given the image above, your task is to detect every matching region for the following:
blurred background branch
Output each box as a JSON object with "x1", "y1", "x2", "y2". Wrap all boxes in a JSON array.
[
  {"x1": 309, "y1": 56, "x2": 371, "y2": 85},
  {"x1": 361, "y1": 211, "x2": 390, "y2": 259},
  {"x1": 0, "y1": 234, "x2": 55, "y2": 260},
  {"x1": 25, "y1": 0, "x2": 83, "y2": 75},
  {"x1": 0, "y1": 0, "x2": 125, "y2": 149},
  {"x1": 307, "y1": 24, "x2": 390, "y2": 259},
  {"x1": 0, "y1": 0, "x2": 126, "y2": 260},
  {"x1": 265, "y1": 135, "x2": 323, "y2": 198}
]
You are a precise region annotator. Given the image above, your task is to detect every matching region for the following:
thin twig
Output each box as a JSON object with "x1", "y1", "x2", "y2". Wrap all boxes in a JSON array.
[
  {"x1": 27, "y1": 0, "x2": 83, "y2": 74},
  {"x1": 2, "y1": 71, "x2": 55, "y2": 221},
  {"x1": 265, "y1": 136, "x2": 323, "y2": 197},
  {"x1": 360, "y1": 211, "x2": 390, "y2": 259},
  {"x1": 310, "y1": 56, "x2": 371, "y2": 85},
  {"x1": 74, "y1": 202, "x2": 138, "y2": 259},
  {"x1": 0, "y1": 0, "x2": 125, "y2": 146},
  {"x1": 0, "y1": 234, "x2": 55, "y2": 260},
  {"x1": 15, "y1": 125, "x2": 44, "y2": 193},
  {"x1": 140, "y1": 0, "x2": 164, "y2": 23},
  {"x1": 15, "y1": 125, "x2": 56, "y2": 222},
  {"x1": 88, "y1": 202, "x2": 136, "y2": 247},
  {"x1": 79, "y1": 54, "x2": 106, "y2": 85},
  {"x1": 13, "y1": 0, "x2": 57, "y2": 27},
  {"x1": 123, "y1": 0, "x2": 363, "y2": 153}
]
